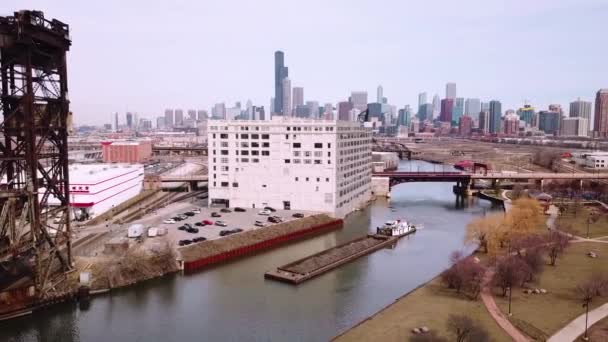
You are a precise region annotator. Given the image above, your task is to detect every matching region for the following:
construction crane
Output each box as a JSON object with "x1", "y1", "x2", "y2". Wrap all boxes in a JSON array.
[{"x1": 0, "y1": 10, "x2": 73, "y2": 298}]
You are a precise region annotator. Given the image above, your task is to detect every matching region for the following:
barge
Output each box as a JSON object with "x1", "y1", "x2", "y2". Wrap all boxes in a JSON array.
[{"x1": 265, "y1": 219, "x2": 417, "y2": 285}]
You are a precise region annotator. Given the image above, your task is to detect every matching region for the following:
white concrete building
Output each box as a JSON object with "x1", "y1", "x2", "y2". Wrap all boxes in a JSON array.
[
  {"x1": 207, "y1": 118, "x2": 372, "y2": 217},
  {"x1": 561, "y1": 117, "x2": 589, "y2": 137},
  {"x1": 47, "y1": 164, "x2": 144, "y2": 219}
]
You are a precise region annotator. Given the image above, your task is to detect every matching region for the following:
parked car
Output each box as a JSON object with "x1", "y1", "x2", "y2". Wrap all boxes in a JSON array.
[
  {"x1": 211, "y1": 212, "x2": 221, "y2": 218},
  {"x1": 202, "y1": 220, "x2": 214, "y2": 225},
  {"x1": 184, "y1": 223, "x2": 193, "y2": 229},
  {"x1": 264, "y1": 206, "x2": 277, "y2": 212},
  {"x1": 172, "y1": 216, "x2": 183, "y2": 221},
  {"x1": 268, "y1": 216, "x2": 282, "y2": 223},
  {"x1": 192, "y1": 209, "x2": 201, "y2": 214},
  {"x1": 254, "y1": 220, "x2": 265, "y2": 227},
  {"x1": 186, "y1": 227, "x2": 199, "y2": 234},
  {"x1": 231, "y1": 228, "x2": 243, "y2": 233},
  {"x1": 215, "y1": 220, "x2": 227, "y2": 227},
  {"x1": 258, "y1": 210, "x2": 271, "y2": 216},
  {"x1": 219, "y1": 230, "x2": 231, "y2": 237},
  {"x1": 184, "y1": 212, "x2": 195, "y2": 217},
  {"x1": 178, "y1": 214, "x2": 188, "y2": 220},
  {"x1": 178, "y1": 239, "x2": 192, "y2": 246},
  {"x1": 192, "y1": 237, "x2": 207, "y2": 243},
  {"x1": 163, "y1": 219, "x2": 176, "y2": 224},
  {"x1": 194, "y1": 222, "x2": 204, "y2": 227},
  {"x1": 178, "y1": 225, "x2": 187, "y2": 231},
  {"x1": 220, "y1": 208, "x2": 232, "y2": 213},
  {"x1": 292, "y1": 213, "x2": 304, "y2": 218},
  {"x1": 234, "y1": 207, "x2": 246, "y2": 212}
]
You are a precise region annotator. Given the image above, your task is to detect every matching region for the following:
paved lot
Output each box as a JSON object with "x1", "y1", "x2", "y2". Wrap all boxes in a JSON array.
[{"x1": 152, "y1": 204, "x2": 316, "y2": 246}]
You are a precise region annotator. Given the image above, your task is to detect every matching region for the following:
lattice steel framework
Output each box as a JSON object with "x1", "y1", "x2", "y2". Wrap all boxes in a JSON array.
[{"x1": 0, "y1": 10, "x2": 72, "y2": 297}]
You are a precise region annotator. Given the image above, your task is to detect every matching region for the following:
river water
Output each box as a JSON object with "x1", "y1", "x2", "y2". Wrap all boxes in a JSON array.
[{"x1": 0, "y1": 160, "x2": 499, "y2": 342}]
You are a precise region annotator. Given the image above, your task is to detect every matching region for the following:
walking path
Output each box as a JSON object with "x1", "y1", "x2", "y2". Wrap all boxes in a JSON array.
[
  {"x1": 480, "y1": 269, "x2": 530, "y2": 342},
  {"x1": 547, "y1": 303, "x2": 608, "y2": 342}
]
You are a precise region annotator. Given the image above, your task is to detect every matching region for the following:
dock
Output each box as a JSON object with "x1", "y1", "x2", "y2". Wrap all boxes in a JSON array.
[{"x1": 265, "y1": 231, "x2": 413, "y2": 285}]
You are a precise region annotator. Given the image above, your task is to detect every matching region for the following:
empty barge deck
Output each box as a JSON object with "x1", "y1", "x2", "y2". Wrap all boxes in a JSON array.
[{"x1": 265, "y1": 234, "x2": 401, "y2": 285}]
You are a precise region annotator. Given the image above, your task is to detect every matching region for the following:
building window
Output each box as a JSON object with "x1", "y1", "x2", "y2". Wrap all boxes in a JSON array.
[
  {"x1": 252, "y1": 150, "x2": 259, "y2": 156},
  {"x1": 241, "y1": 142, "x2": 249, "y2": 148},
  {"x1": 241, "y1": 134, "x2": 249, "y2": 139},
  {"x1": 295, "y1": 177, "x2": 299, "y2": 181},
  {"x1": 293, "y1": 159, "x2": 301, "y2": 164},
  {"x1": 326, "y1": 178, "x2": 329, "y2": 182},
  {"x1": 293, "y1": 151, "x2": 300, "y2": 157},
  {"x1": 262, "y1": 142, "x2": 270, "y2": 148},
  {"x1": 304, "y1": 159, "x2": 312, "y2": 164},
  {"x1": 221, "y1": 142, "x2": 228, "y2": 147},
  {"x1": 262, "y1": 184, "x2": 267, "y2": 188},
  {"x1": 251, "y1": 134, "x2": 259, "y2": 139},
  {"x1": 220, "y1": 134, "x2": 228, "y2": 139},
  {"x1": 262, "y1": 134, "x2": 269, "y2": 139},
  {"x1": 221, "y1": 157, "x2": 228, "y2": 163},
  {"x1": 316, "y1": 178, "x2": 320, "y2": 182},
  {"x1": 306, "y1": 177, "x2": 309, "y2": 181},
  {"x1": 327, "y1": 151, "x2": 331, "y2": 157},
  {"x1": 213, "y1": 182, "x2": 216, "y2": 187},
  {"x1": 262, "y1": 151, "x2": 270, "y2": 156},
  {"x1": 252, "y1": 142, "x2": 259, "y2": 148},
  {"x1": 252, "y1": 158, "x2": 259, "y2": 163},
  {"x1": 221, "y1": 150, "x2": 228, "y2": 155},
  {"x1": 232, "y1": 182, "x2": 239, "y2": 187},
  {"x1": 284, "y1": 159, "x2": 291, "y2": 164},
  {"x1": 221, "y1": 182, "x2": 229, "y2": 187},
  {"x1": 304, "y1": 151, "x2": 311, "y2": 157},
  {"x1": 293, "y1": 143, "x2": 301, "y2": 148},
  {"x1": 327, "y1": 143, "x2": 331, "y2": 148},
  {"x1": 314, "y1": 143, "x2": 323, "y2": 148},
  {"x1": 241, "y1": 158, "x2": 249, "y2": 162},
  {"x1": 241, "y1": 150, "x2": 249, "y2": 156},
  {"x1": 221, "y1": 166, "x2": 229, "y2": 171},
  {"x1": 314, "y1": 151, "x2": 322, "y2": 157},
  {"x1": 314, "y1": 160, "x2": 322, "y2": 164}
]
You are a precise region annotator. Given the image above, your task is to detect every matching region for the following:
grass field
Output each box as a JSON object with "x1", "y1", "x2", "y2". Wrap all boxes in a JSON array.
[
  {"x1": 557, "y1": 206, "x2": 608, "y2": 239},
  {"x1": 334, "y1": 276, "x2": 511, "y2": 342},
  {"x1": 493, "y1": 242, "x2": 608, "y2": 339}
]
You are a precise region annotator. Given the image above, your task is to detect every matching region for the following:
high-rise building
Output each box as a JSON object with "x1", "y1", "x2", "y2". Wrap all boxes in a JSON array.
[
  {"x1": 187, "y1": 109, "x2": 196, "y2": 121},
  {"x1": 417, "y1": 92, "x2": 427, "y2": 118},
  {"x1": 212, "y1": 103, "x2": 226, "y2": 120},
  {"x1": 377, "y1": 85, "x2": 383, "y2": 103},
  {"x1": 114, "y1": 112, "x2": 119, "y2": 131},
  {"x1": 397, "y1": 107, "x2": 411, "y2": 127},
  {"x1": 323, "y1": 103, "x2": 333, "y2": 120},
  {"x1": 465, "y1": 98, "x2": 481, "y2": 117},
  {"x1": 292, "y1": 87, "x2": 304, "y2": 111},
  {"x1": 126, "y1": 112, "x2": 133, "y2": 128},
  {"x1": 458, "y1": 115, "x2": 473, "y2": 136},
  {"x1": 432, "y1": 94, "x2": 440, "y2": 120},
  {"x1": 140, "y1": 118, "x2": 152, "y2": 130},
  {"x1": 274, "y1": 51, "x2": 288, "y2": 115},
  {"x1": 481, "y1": 102, "x2": 490, "y2": 112},
  {"x1": 174, "y1": 109, "x2": 184, "y2": 126},
  {"x1": 517, "y1": 104, "x2": 535, "y2": 127},
  {"x1": 452, "y1": 98, "x2": 465, "y2": 126},
  {"x1": 538, "y1": 110, "x2": 561, "y2": 135},
  {"x1": 306, "y1": 101, "x2": 319, "y2": 119},
  {"x1": 338, "y1": 101, "x2": 353, "y2": 121},
  {"x1": 489, "y1": 100, "x2": 502, "y2": 134},
  {"x1": 593, "y1": 88, "x2": 608, "y2": 137},
  {"x1": 164, "y1": 109, "x2": 174, "y2": 128},
  {"x1": 504, "y1": 112, "x2": 520, "y2": 135},
  {"x1": 156, "y1": 117, "x2": 165, "y2": 129},
  {"x1": 439, "y1": 98, "x2": 454, "y2": 123},
  {"x1": 270, "y1": 97, "x2": 274, "y2": 114},
  {"x1": 418, "y1": 103, "x2": 433, "y2": 122},
  {"x1": 350, "y1": 91, "x2": 368, "y2": 111},
  {"x1": 282, "y1": 78, "x2": 292, "y2": 116},
  {"x1": 446, "y1": 82, "x2": 456, "y2": 99},
  {"x1": 570, "y1": 98, "x2": 593, "y2": 132},
  {"x1": 479, "y1": 111, "x2": 489, "y2": 134},
  {"x1": 561, "y1": 117, "x2": 589, "y2": 137},
  {"x1": 197, "y1": 110, "x2": 208, "y2": 121}
]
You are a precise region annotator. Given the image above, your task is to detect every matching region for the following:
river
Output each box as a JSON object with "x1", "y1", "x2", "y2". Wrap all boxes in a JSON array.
[{"x1": 0, "y1": 160, "x2": 500, "y2": 342}]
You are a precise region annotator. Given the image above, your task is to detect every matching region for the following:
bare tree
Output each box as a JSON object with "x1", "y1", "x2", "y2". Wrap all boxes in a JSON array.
[
  {"x1": 447, "y1": 314, "x2": 490, "y2": 342},
  {"x1": 546, "y1": 231, "x2": 571, "y2": 266},
  {"x1": 441, "y1": 254, "x2": 486, "y2": 300},
  {"x1": 492, "y1": 256, "x2": 528, "y2": 296}
]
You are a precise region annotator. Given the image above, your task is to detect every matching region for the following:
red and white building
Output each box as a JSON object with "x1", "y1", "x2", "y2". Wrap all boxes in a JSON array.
[
  {"x1": 48, "y1": 164, "x2": 144, "y2": 219},
  {"x1": 101, "y1": 139, "x2": 152, "y2": 164}
]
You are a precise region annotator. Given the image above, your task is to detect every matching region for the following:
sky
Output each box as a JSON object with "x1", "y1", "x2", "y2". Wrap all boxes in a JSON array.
[{"x1": 3, "y1": 0, "x2": 608, "y2": 125}]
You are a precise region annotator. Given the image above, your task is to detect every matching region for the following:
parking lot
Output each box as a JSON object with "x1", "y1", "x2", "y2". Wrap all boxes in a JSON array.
[{"x1": 157, "y1": 205, "x2": 316, "y2": 247}]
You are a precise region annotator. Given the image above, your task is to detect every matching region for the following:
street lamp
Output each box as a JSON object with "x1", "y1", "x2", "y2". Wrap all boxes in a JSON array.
[
  {"x1": 508, "y1": 286, "x2": 513, "y2": 316},
  {"x1": 583, "y1": 300, "x2": 590, "y2": 341}
]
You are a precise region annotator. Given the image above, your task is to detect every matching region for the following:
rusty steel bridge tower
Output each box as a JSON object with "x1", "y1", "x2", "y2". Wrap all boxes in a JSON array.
[{"x1": 0, "y1": 10, "x2": 72, "y2": 298}]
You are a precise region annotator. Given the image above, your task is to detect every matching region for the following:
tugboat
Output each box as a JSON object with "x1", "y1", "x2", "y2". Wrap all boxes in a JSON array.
[{"x1": 376, "y1": 219, "x2": 417, "y2": 237}]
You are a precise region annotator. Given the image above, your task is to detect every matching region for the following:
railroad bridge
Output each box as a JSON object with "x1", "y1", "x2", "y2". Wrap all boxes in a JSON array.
[{"x1": 371, "y1": 139, "x2": 416, "y2": 160}]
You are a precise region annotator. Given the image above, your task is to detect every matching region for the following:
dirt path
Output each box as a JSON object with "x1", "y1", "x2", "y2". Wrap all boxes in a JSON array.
[{"x1": 480, "y1": 269, "x2": 530, "y2": 342}]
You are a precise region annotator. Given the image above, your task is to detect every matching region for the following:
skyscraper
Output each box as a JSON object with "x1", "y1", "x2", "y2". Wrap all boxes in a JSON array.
[
  {"x1": 164, "y1": 109, "x2": 174, "y2": 128},
  {"x1": 397, "y1": 106, "x2": 412, "y2": 127},
  {"x1": 570, "y1": 98, "x2": 593, "y2": 131},
  {"x1": 156, "y1": 116, "x2": 165, "y2": 129},
  {"x1": 418, "y1": 92, "x2": 427, "y2": 119},
  {"x1": 282, "y1": 78, "x2": 292, "y2": 116},
  {"x1": 458, "y1": 115, "x2": 473, "y2": 136},
  {"x1": 114, "y1": 112, "x2": 119, "y2": 131},
  {"x1": 464, "y1": 98, "x2": 481, "y2": 117},
  {"x1": 377, "y1": 85, "x2": 383, "y2": 103},
  {"x1": 452, "y1": 98, "x2": 465, "y2": 126},
  {"x1": 337, "y1": 101, "x2": 353, "y2": 121},
  {"x1": 350, "y1": 91, "x2": 368, "y2": 111},
  {"x1": 126, "y1": 112, "x2": 133, "y2": 128},
  {"x1": 504, "y1": 112, "x2": 520, "y2": 135},
  {"x1": 292, "y1": 87, "x2": 304, "y2": 110},
  {"x1": 306, "y1": 101, "x2": 319, "y2": 118},
  {"x1": 274, "y1": 51, "x2": 289, "y2": 115},
  {"x1": 197, "y1": 110, "x2": 208, "y2": 121},
  {"x1": 479, "y1": 111, "x2": 489, "y2": 133},
  {"x1": 538, "y1": 110, "x2": 561, "y2": 135},
  {"x1": 594, "y1": 89, "x2": 608, "y2": 136},
  {"x1": 174, "y1": 109, "x2": 184, "y2": 126},
  {"x1": 212, "y1": 103, "x2": 226, "y2": 120},
  {"x1": 446, "y1": 82, "x2": 456, "y2": 99},
  {"x1": 439, "y1": 98, "x2": 454, "y2": 123},
  {"x1": 517, "y1": 104, "x2": 535, "y2": 127},
  {"x1": 489, "y1": 100, "x2": 502, "y2": 134},
  {"x1": 432, "y1": 94, "x2": 440, "y2": 120},
  {"x1": 187, "y1": 109, "x2": 196, "y2": 121},
  {"x1": 323, "y1": 103, "x2": 333, "y2": 120}
]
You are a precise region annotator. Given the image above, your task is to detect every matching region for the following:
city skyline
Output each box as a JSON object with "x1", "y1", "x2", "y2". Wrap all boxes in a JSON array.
[{"x1": 8, "y1": 0, "x2": 607, "y2": 125}]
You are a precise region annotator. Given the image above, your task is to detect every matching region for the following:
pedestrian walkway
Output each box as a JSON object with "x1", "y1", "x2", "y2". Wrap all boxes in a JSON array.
[
  {"x1": 480, "y1": 269, "x2": 530, "y2": 342},
  {"x1": 547, "y1": 302, "x2": 608, "y2": 342}
]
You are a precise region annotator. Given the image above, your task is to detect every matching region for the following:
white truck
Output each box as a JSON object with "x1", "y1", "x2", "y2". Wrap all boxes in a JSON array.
[{"x1": 127, "y1": 224, "x2": 144, "y2": 238}]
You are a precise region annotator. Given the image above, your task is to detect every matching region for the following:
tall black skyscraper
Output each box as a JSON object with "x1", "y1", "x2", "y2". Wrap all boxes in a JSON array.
[{"x1": 274, "y1": 51, "x2": 288, "y2": 115}]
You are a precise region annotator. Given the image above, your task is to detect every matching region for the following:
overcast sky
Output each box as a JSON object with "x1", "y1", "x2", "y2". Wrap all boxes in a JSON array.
[{"x1": 3, "y1": 0, "x2": 607, "y2": 125}]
